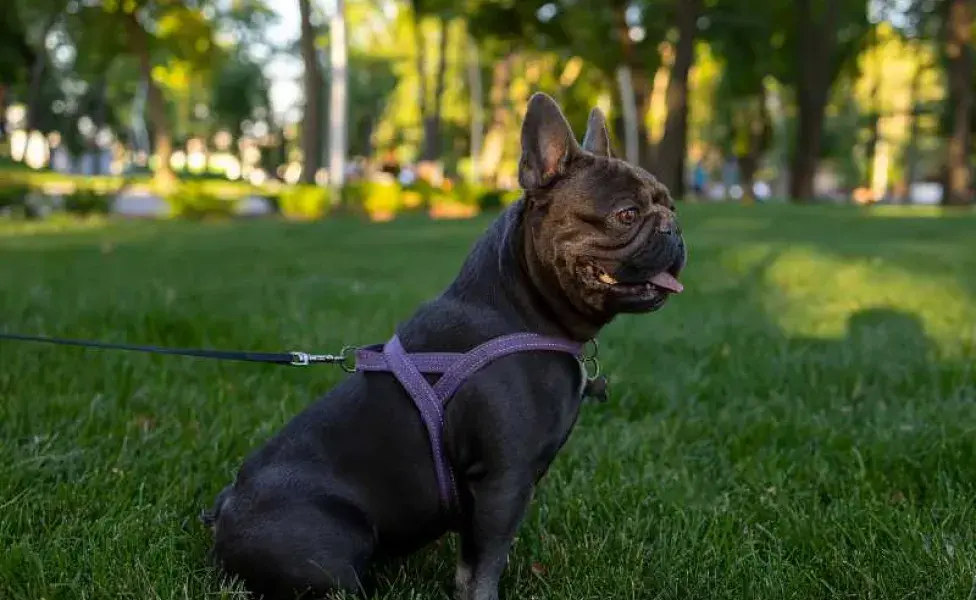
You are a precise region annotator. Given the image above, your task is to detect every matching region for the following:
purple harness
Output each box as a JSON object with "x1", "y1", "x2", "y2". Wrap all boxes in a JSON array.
[{"x1": 353, "y1": 333, "x2": 584, "y2": 513}]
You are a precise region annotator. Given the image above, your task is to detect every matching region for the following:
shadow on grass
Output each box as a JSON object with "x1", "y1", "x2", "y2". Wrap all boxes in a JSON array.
[{"x1": 2, "y1": 206, "x2": 975, "y2": 599}]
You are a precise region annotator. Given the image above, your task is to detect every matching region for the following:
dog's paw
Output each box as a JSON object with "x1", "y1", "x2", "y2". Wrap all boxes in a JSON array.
[{"x1": 454, "y1": 562, "x2": 473, "y2": 600}]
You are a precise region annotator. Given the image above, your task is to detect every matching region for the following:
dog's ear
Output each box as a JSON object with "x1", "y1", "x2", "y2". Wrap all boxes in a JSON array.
[
  {"x1": 518, "y1": 92, "x2": 579, "y2": 190},
  {"x1": 581, "y1": 107, "x2": 610, "y2": 157}
]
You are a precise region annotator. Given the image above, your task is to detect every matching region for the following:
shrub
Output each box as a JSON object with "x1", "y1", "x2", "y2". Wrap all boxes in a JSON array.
[
  {"x1": 454, "y1": 181, "x2": 487, "y2": 207},
  {"x1": 339, "y1": 182, "x2": 367, "y2": 214},
  {"x1": 165, "y1": 182, "x2": 239, "y2": 219},
  {"x1": 402, "y1": 180, "x2": 435, "y2": 211},
  {"x1": 501, "y1": 189, "x2": 522, "y2": 206},
  {"x1": 362, "y1": 181, "x2": 402, "y2": 216},
  {"x1": 0, "y1": 185, "x2": 37, "y2": 218},
  {"x1": 476, "y1": 189, "x2": 504, "y2": 212},
  {"x1": 279, "y1": 185, "x2": 330, "y2": 220},
  {"x1": 63, "y1": 189, "x2": 113, "y2": 216}
]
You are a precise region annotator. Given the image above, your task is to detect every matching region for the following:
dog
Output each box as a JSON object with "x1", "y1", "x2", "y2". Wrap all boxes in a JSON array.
[{"x1": 203, "y1": 92, "x2": 686, "y2": 600}]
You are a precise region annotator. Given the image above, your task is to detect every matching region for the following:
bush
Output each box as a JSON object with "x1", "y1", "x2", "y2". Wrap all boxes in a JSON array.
[
  {"x1": 454, "y1": 182, "x2": 487, "y2": 207},
  {"x1": 165, "y1": 182, "x2": 239, "y2": 219},
  {"x1": 401, "y1": 180, "x2": 435, "y2": 211},
  {"x1": 362, "y1": 181, "x2": 402, "y2": 216},
  {"x1": 279, "y1": 185, "x2": 330, "y2": 220},
  {"x1": 339, "y1": 182, "x2": 367, "y2": 214},
  {"x1": 0, "y1": 185, "x2": 36, "y2": 218},
  {"x1": 473, "y1": 188, "x2": 521, "y2": 211},
  {"x1": 63, "y1": 189, "x2": 113, "y2": 216}
]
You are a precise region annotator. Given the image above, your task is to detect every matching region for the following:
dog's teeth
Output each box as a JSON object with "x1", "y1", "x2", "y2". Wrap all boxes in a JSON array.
[{"x1": 598, "y1": 272, "x2": 618, "y2": 285}]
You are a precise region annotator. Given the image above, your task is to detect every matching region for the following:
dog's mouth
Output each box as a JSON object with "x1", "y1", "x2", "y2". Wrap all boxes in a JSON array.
[{"x1": 587, "y1": 266, "x2": 684, "y2": 296}]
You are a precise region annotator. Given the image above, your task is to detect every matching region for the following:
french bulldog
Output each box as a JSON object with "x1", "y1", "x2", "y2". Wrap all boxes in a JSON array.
[{"x1": 204, "y1": 92, "x2": 686, "y2": 600}]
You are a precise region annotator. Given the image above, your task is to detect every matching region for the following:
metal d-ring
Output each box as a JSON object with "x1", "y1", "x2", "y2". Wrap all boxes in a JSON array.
[
  {"x1": 582, "y1": 355, "x2": 601, "y2": 380},
  {"x1": 339, "y1": 345, "x2": 358, "y2": 373}
]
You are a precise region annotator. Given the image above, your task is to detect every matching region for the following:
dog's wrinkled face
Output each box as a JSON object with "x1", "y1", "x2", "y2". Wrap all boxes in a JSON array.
[{"x1": 519, "y1": 93, "x2": 686, "y2": 320}]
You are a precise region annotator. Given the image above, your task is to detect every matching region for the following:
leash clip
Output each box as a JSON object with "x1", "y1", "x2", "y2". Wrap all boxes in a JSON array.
[{"x1": 290, "y1": 347, "x2": 358, "y2": 371}]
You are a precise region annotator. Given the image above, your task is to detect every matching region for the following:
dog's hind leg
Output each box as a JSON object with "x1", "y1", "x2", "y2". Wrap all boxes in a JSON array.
[{"x1": 213, "y1": 491, "x2": 376, "y2": 599}]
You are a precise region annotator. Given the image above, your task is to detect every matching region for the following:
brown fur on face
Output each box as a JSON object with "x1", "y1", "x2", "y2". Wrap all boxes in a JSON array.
[{"x1": 518, "y1": 93, "x2": 686, "y2": 322}]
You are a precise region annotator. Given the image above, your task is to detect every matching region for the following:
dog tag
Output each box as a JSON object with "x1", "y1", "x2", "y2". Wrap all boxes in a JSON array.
[{"x1": 583, "y1": 375, "x2": 609, "y2": 403}]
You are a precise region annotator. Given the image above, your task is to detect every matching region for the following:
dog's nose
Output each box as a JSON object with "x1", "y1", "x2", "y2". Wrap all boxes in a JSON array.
[{"x1": 657, "y1": 214, "x2": 680, "y2": 236}]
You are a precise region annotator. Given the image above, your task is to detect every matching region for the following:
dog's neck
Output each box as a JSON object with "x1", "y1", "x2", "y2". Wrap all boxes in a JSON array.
[{"x1": 445, "y1": 199, "x2": 606, "y2": 343}]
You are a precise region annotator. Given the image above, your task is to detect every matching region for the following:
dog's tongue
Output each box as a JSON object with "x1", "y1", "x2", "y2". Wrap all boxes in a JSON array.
[{"x1": 650, "y1": 272, "x2": 684, "y2": 294}]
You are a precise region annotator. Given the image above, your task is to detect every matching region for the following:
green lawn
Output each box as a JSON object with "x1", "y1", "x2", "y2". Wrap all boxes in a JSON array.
[{"x1": 1, "y1": 204, "x2": 975, "y2": 600}]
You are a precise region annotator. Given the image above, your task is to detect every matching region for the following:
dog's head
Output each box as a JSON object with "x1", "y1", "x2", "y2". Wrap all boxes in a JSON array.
[{"x1": 518, "y1": 92, "x2": 686, "y2": 321}]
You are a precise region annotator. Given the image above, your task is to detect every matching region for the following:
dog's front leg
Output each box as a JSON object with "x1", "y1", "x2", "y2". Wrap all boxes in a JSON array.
[{"x1": 456, "y1": 473, "x2": 533, "y2": 600}]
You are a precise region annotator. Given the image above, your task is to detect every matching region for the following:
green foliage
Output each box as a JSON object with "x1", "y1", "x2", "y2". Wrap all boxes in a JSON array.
[
  {"x1": 454, "y1": 181, "x2": 487, "y2": 207},
  {"x1": 211, "y1": 50, "x2": 272, "y2": 137},
  {"x1": 0, "y1": 185, "x2": 33, "y2": 217},
  {"x1": 362, "y1": 181, "x2": 403, "y2": 215},
  {"x1": 279, "y1": 185, "x2": 331, "y2": 220},
  {"x1": 63, "y1": 189, "x2": 113, "y2": 216},
  {"x1": 340, "y1": 180, "x2": 404, "y2": 216},
  {"x1": 165, "y1": 182, "x2": 239, "y2": 220},
  {"x1": 0, "y1": 1, "x2": 34, "y2": 86},
  {"x1": 401, "y1": 180, "x2": 435, "y2": 210}
]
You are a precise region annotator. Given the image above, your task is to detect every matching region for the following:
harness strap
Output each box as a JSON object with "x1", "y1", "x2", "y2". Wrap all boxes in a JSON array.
[
  {"x1": 356, "y1": 333, "x2": 584, "y2": 514},
  {"x1": 355, "y1": 344, "x2": 463, "y2": 374},
  {"x1": 433, "y1": 333, "x2": 583, "y2": 400},
  {"x1": 379, "y1": 336, "x2": 458, "y2": 511}
]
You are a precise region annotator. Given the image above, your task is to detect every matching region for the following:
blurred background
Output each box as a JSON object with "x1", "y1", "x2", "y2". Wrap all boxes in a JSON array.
[{"x1": 0, "y1": 0, "x2": 972, "y2": 219}]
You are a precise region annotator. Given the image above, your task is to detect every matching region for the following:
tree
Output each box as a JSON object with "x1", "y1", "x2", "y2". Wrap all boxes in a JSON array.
[
  {"x1": 706, "y1": 1, "x2": 788, "y2": 202},
  {"x1": 298, "y1": 0, "x2": 323, "y2": 184},
  {"x1": 0, "y1": 1, "x2": 37, "y2": 140},
  {"x1": 211, "y1": 52, "x2": 272, "y2": 139},
  {"x1": 783, "y1": 0, "x2": 870, "y2": 201},
  {"x1": 60, "y1": 1, "x2": 220, "y2": 184},
  {"x1": 328, "y1": 0, "x2": 347, "y2": 199},
  {"x1": 942, "y1": 0, "x2": 974, "y2": 205},
  {"x1": 654, "y1": 0, "x2": 702, "y2": 197}
]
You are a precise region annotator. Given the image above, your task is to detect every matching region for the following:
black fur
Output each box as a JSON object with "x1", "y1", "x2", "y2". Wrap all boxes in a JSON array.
[{"x1": 205, "y1": 93, "x2": 686, "y2": 600}]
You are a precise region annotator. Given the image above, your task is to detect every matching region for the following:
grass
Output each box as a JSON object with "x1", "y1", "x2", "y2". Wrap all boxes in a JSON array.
[{"x1": 1, "y1": 203, "x2": 975, "y2": 600}]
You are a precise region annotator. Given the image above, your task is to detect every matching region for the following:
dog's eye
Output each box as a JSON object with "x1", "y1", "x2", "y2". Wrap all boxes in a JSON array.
[{"x1": 614, "y1": 207, "x2": 639, "y2": 226}]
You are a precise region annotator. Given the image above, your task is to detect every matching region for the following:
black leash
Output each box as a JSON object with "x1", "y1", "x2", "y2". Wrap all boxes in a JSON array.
[{"x1": 0, "y1": 332, "x2": 356, "y2": 370}]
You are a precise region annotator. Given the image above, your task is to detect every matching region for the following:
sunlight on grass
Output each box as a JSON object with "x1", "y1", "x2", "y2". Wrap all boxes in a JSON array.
[
  {"x1": 864, "y1": 205, "x2": 976, "y2": 219},
  {"x1": 762, "y1": 246, "x2": 975, "y2": 351},
  {"x1": 0, "y1": 215, "x2": 110, "y2": 238}
]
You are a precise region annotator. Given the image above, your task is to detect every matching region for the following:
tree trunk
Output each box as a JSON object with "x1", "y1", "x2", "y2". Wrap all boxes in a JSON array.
[
  {"x1": 737, "y1": 94, "x2": 772, "y2": 204},
  {"x1": 299, "y1": 0, "x2": 323, "y2": 185},
  {"x1": 21, "y1": 13, "x2": 58, "y2": 162},
  {"x1": 328, "y1": 0, "x2": 348, "y2": 200},
  {"x1": 788, "y1": 0, "x2": 840, "y2": 202},
  {"x1": 943, "y1": 0, "x2": 973, "y2": 206},
  {"x1": 614, "y1": 3, "x2": 652, "y2": 167},
  {"x1": 90, "y1": 77, "x2": 108, "y2": 175},
  {"x1": 467, "y1": 34, "x2": 484, "y2": 183},
  {"x1": 479, "y1": 53, "x2": 514, "y2": 185},
  {"x1": 864, "y1": 107, "x2": 879, "y2": 192},
  {"x1": 412, "y1": 1, "x2": 428, "y2": 135},
  {"x1": 422, "y1": 18, "x2": 450, "y2": 161},
  {"x1": 654, "y1": 0, "x2": 700, "y2": 199},
  {"x1": 0, "y1": 84, "x2": 6, "y2": 139},
  {"x1": 615, "y1": 66, "x2": 640, "y2": 164},
  {"x1": 125, "y1": 12, "x2": 174, "y2": 186},
  {"x1": 902, "y1": 56, "x2": 925, "y2": 204}
]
